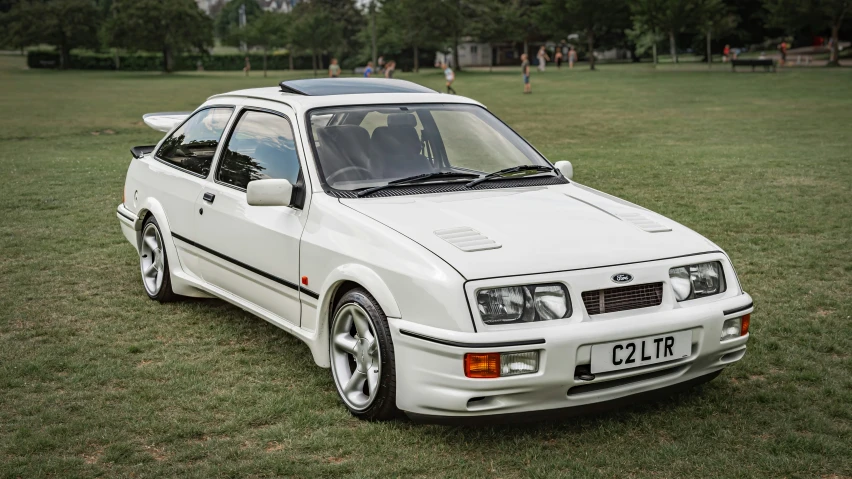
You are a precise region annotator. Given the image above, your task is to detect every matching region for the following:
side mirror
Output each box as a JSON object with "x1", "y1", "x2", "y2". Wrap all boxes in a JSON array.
[
  {"x1": 554, "y1": 160, "x2": 573, "y2": 180},
  {"x1": 246, "y1": 179, "x2": 293, "y2": 206}
]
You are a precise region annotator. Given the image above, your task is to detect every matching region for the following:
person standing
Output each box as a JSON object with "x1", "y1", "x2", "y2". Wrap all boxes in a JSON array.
[
  {"x1": 536, "y1": 46, "x2": 549, "y2": 72},
  {"x1": 521, "y1": 53, "x2": 531, "y2": 94},
  {"x1": 555, "y1": 49, "x2": 563, "y2": 69},
  {"x1": 442, "y1": 62, "x2": 456, "y2": 94},
  {"x1": 364, "y1": 61, "x2": 374, "y2": 77},
  {"x1": 384, "y1": 60, "x2": 396, "y2": 78},
  {"x1": 243, "y1": 56, "x2": 251, "y2": 76},
  {"x1": 568, "y1": 46, "x2": 577, "y2": 69},
  {"x1": 723, "y1": 44, "x2": 731, "y2": 62},
  {"x1": 328, "y1": 58, "x2": 341, "y2": 78},
  {"x1": 378, "y1": 55, "x2": 385, "y2": 73},
  {"x1": 778, "y1": 40, "x2": 788, "y2": 66}
]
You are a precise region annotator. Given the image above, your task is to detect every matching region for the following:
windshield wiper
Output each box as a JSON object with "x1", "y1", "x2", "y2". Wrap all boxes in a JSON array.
[
  {"x1": 356, "y1": 171, "x2": 480, "y2": 197},
  {"x1": 464, "y1": 165, "x2": 555, "y2": 188}
]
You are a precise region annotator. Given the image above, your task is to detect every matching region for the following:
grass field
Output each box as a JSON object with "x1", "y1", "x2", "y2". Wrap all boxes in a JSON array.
[{"x1": 1, "y1": 54, "x2": 851, "y2": 478}]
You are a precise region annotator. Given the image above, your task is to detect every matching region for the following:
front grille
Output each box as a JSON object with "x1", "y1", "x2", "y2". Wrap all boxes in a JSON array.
[{"x1": 582, "y1": 282, "x2": 663, "y2": 315}]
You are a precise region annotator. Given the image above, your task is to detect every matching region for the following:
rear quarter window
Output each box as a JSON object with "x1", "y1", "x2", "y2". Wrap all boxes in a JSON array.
[{"x1": 156, "y1": 107, "x2": 234, "y2": 176}]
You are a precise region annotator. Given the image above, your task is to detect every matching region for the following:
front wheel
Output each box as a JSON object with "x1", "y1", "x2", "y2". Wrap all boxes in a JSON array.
[{"x1": 329, "y1": 288, "x2": 399, "y2": 420}]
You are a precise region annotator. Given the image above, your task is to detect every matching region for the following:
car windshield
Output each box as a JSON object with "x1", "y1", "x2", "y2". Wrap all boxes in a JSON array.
[{"x1": 308, "y1": 104, "x2": 551, "y2": 191}]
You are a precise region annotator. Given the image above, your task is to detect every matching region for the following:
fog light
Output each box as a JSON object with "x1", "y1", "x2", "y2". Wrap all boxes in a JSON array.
[
  {"x1": 464, "y1": 351, "x2": 539, "y2": 378},
  {"x1": 500, "y1": 351, "x2": 539, "y2": 377},
  {"x1": 721, "y1": 317, "x2": 742, "y2": 341}
]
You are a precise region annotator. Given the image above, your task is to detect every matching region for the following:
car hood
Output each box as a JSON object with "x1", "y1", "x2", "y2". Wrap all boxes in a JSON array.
[{"x1": 340, "y1": 183, "x2": 718, "y2": 280}]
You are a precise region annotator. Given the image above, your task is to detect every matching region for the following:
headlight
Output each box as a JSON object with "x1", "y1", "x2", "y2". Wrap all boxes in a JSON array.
[
  {"x1": 477, "y1": 283, "x2": 571, "y2": 325},
  {"x1": 668, "y1": 261, "x2": 726, "y2": 301}
]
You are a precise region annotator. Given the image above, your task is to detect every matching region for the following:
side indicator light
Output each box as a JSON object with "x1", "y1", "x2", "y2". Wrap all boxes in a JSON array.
[
  {"x1": 464, "y1": 353, "x2": 500, "y2": 378},
  {"x1": 741, "y1": 313, "x2": 750, "y2": 336},
  {"x1": 301, "y1": 276, "x2": 308, "y2": 286}
]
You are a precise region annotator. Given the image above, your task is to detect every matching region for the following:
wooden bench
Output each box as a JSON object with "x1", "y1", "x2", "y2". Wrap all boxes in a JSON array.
[{"x1": 731, "y1": 59, "x2": 775, "y2": 72}]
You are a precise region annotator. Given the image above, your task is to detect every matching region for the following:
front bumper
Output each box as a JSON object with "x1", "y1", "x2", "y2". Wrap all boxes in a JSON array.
[{"x1": 389, "y1": 292, "x2": 752, "y2": 419}]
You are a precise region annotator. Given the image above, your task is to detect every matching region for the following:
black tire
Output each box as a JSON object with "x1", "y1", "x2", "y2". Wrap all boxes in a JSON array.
[
  {"x1": 329, "y1": 288, "x2": 399, "y2": 421},
  {"x1": 140, "y1": 216, "x2": 178, "y2": 303}
]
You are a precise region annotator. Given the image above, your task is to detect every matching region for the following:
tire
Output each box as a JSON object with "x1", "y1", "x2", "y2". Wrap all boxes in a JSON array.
[
  {"x1": 139, "y1": 216, "x2": 178, "y2": 303},
  {"x1": 329, "y1": 288, "x2": 399, "y2": 420}
]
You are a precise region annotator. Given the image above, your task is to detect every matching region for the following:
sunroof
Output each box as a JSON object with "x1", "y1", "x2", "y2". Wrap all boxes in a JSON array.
[{"x1": 279, "y1": 78, "x2": 435, "y2": 96}]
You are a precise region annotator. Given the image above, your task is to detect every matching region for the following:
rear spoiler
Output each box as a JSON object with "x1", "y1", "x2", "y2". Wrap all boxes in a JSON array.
[{"x1": 142, "y1": 112, "x2": 191, "y2": 132}]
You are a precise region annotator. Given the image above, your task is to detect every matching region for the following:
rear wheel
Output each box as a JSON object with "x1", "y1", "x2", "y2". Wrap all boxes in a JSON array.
[
  {"x1": 139, "y1": 217, "x2": 177, "y2": 302},
  {"x1": 329, "y1": 288, "x2": 398, "y2": 420}
]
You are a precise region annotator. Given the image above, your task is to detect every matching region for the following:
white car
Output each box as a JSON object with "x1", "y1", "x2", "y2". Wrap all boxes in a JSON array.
[{"x1": 117, "y1": 78, "x2": 753, "y2": 423}]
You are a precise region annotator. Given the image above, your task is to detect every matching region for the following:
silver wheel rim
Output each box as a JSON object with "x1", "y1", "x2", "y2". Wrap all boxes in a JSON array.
[
  {"x1": 330, "y1": 303, "x2": 381, "y2": 411},
  {"x1": 140, "y1": 223, "x2": 165, "y2": 296}
]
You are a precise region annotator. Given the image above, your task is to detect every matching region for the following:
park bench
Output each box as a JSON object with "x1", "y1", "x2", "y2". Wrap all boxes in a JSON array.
[{"x1": 731, "y1": 59, "x2": 775, "y2": 72}]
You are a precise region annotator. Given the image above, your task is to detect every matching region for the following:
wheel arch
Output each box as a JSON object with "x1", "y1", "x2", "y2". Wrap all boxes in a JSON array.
[{"x1": 308, "y1": 264, "x2": 402, "y2": 369}]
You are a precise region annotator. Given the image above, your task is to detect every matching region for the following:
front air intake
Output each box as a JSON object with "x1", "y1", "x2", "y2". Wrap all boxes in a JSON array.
[{"x1": 582, "y1": 282, "x2": 664, "y2": 315}]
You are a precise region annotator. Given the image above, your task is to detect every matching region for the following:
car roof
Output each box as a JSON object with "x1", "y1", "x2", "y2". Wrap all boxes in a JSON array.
[{"x1": 206, "y1": 79, "x2": 483, "y2": 115}]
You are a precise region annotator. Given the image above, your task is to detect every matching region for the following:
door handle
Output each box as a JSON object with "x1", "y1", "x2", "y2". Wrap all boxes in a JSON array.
[{"x1": 202, "y1": 192, "x2": 215, "y2": 203}]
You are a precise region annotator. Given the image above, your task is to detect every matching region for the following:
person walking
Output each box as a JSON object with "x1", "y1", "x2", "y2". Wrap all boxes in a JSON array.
[
  {"x1": 778, "y1": 40, "x2": 788, "y2": 66},
  {"x1": 364, "y1": 61, "x2": 374, "y2": 77},
  {"x1": 568, "y1": 46, "x2": 577, "y2": 69},
  {"x1": 442, "y1": 62, "x2": 456, "y2": 94},
  {"x1": 555, "y1": 49, "x2": 563, "y2": 69},
  {"x1": 243, "y1": 56, "x2": 251, "y2": 76},
  {"x1": 536, "y1": 46, "x2": 550, "y2": 72},
  {"x1": 722, "y1": 44, "x2": 731, "y2": 62},
  {"x1": 328, "y1": 58, "x2": 341, "y2": 78},
  {"x1": 521, "y1": 53, "x2": 531, "y2": 94}
]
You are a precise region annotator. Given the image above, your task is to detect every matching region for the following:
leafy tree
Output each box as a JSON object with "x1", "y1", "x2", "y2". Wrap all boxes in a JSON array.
[
  {"x1": 1, "y1": 0, "x2": 101, "y2": 68},
  {"x1": 231, "y1": 12, "x2": 290, "y2": 77},
  {"x1": 765, "y1": 0, "x2": 850, "y2": 66},
  {"x1": 630, "y1": 0, "x2": 666, "y2": 64},
  {"x1": 553, "y1": 0, "x2": 630, "y2": 70},
  {"x1": 215, "y1": 0, "x2": 263, "y2": 46},
  {"x1": 0, "y1": 2, "x2": 40, "y2": 54},
  {"x1": 695, "y1": 0, "x2": 738, "y2": 64},
  {"x1": 107, "y1": 0, "x2": 213, "y2": 72},
  {"x1": 466, "y1": 0, "x2": 527, "y2": 71},
  {"x1": 290, "y1": 2, "x2": 343, "y2": 76},
  {"x1": 626, "y1": 17, "x2": 665, "y2": 64},
  {"x1": 657, "y1": 0, "x2": 698, "y2": 63},
  {"x1": 379, "y1": 0, "x2": 445, "y2": 72}
]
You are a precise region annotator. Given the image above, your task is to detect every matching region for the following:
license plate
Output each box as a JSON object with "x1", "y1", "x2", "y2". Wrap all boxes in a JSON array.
[{"x1": 590, "y1": 330, "x2": 691, "y2": 374}]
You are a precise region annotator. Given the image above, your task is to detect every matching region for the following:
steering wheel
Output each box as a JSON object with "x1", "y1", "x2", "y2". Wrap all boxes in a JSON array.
[{"x1": 326, "y1": 166, "x2": 372, "y2": 184}]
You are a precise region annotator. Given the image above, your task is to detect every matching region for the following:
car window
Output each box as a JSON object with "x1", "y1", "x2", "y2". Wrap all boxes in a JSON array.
[
  {"x1": 156, "y1": 107, "x2": 233, "y2": 176},
  {"x1": 217, "y1": 110, "x2": 300, "y2": 190},
  {"x1": 309, "y1": 104, "x2": 550, "y2": 191}
]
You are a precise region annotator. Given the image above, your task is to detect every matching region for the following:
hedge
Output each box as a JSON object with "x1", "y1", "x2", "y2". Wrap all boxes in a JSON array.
[{"x1": 27, "y1": 51, "x2": 323, "y2": 71}]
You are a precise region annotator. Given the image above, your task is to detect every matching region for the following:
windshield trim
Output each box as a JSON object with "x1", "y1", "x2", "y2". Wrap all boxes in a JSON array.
[{"x1": 303, "y1": 102, "x2": 563, "y2": 198}]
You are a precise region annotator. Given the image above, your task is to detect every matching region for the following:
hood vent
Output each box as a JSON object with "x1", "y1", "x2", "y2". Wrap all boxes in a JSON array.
[
  {"x1": 434, "y1": 227, "x2": 501, "y2": 252},
  {"x1": 615, "y1": 212, "x2": 672, "y2": 233}
]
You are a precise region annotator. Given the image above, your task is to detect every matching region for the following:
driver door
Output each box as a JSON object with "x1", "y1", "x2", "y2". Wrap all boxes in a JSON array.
[{"x1": 193, "y1": 105, "x2": 308, "y2": 326}]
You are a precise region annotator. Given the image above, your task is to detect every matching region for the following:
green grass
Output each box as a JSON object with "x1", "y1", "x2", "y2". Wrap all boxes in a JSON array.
[{"x1": 1, "y1": 54, "x2": 851, "y2": 478}]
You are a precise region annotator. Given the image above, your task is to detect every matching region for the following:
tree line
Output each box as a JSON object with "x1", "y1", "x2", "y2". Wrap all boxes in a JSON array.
[{"x1": 1, "y1": 0, "x2": 848, "y2": 73}]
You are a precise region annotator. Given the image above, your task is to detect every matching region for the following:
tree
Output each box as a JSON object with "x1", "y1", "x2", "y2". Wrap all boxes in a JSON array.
[
  {"x1": 695, "y1": 0, "x2": 738, "y2": 65},
  {"x1": 656, "y1": 0, "x2": 698, "y2": 63},
  {"x1": 551, "y1": 0, "x2": 629, "y2": 70},
  {"x1": 378, "y1": 0, "x2": 444, "y2": 72},
  {"x1": 0, "y1": 2, "x2": 41, "y2": 55},
  {"x1": 107, "y1": 0, "x2": 213, "y2": 73},
  {"x1": 231, "y1": 12, "x2": 290, "y2": 77},
  {"x1": 467, "y1": 0, "x2": 527, "y2": 71},
  {"x1": 765, "y1": 0, "x2": 850, "y2": 66},
  {"x1": 215, "y1": 0, "x2": 263, "y2": 47},
  {"x1": 1, "y1": 0, "x2": 101, "y2": 68},
  {"x1": 290, "y1": 2, "x2": 343, "y2": 77}
]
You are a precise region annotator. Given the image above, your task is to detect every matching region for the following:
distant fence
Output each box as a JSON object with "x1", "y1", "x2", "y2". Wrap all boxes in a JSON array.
[{"x1": 27, "y1": 51, "x2": 321, "y2": 71}]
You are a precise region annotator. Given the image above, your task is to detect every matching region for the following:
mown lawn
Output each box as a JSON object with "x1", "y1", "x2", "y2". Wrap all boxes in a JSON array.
[{"x1": 1, "y1": 55, "x2": 850, "y2": 478}]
